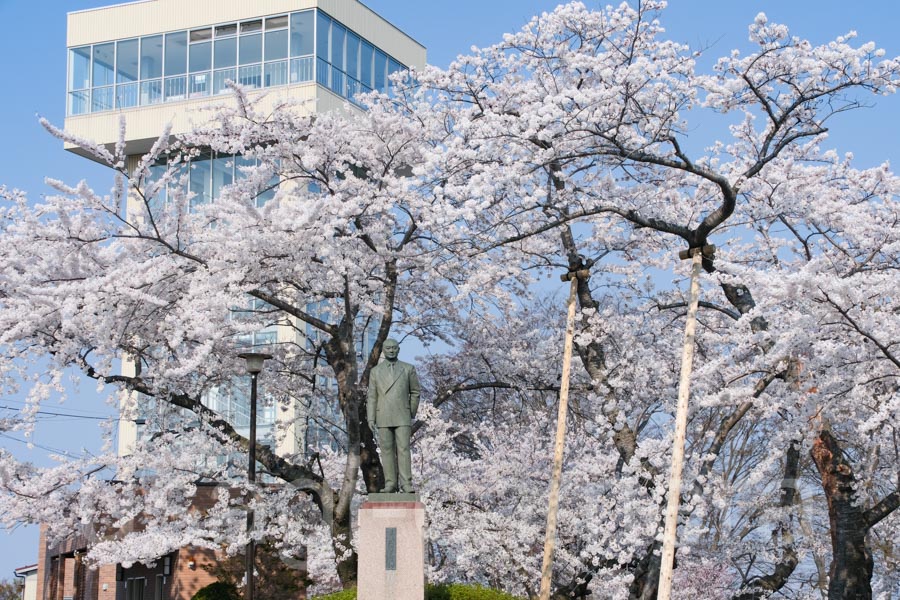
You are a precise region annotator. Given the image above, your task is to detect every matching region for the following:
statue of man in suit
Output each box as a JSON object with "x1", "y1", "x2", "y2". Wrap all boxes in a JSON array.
[{"x1": 367, "y1": 338, "x2": 421, "y2": 493}]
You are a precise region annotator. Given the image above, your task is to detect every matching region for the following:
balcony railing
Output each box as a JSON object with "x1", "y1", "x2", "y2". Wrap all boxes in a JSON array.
[{"x1": 68, "y1": 54, "x2": 316, "y2": 116}]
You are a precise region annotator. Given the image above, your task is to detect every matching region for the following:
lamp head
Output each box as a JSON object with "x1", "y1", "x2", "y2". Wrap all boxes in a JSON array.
[{"x1": 238, "y1": 352, "x2": 273, "y2": 374}]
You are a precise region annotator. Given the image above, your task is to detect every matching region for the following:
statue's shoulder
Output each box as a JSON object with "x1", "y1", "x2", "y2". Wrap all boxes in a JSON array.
[{"x1": 399, "y1": 360, "x2": 417, "y2": 371}]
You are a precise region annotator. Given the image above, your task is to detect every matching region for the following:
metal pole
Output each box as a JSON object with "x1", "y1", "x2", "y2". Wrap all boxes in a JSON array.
[
  {"x1": 247, "y1": 371, "x2": 258, "y2": 600},
  {"x1": 657, "y1": 248, "x2": 704, "y2": 600},
  {"x1": 539, "y1": 270, "x2": 583, "y2": 600}
]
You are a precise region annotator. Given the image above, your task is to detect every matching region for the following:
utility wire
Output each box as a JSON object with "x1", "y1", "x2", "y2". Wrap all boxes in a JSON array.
[
  {"x1": 0, "y1": 397, "x2": 114, "y2": 416},
  {"x1": 0, "y1": 404, "x2": 117, "y2": 421},
  {"x1": 0, "y1": 432, "x2": 85, "y2": 456}
]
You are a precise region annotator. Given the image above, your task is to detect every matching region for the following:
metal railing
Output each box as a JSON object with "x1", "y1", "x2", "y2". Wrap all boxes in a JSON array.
[{"x1": 69, "y1": 54, "x2": 316, "y2": 116}]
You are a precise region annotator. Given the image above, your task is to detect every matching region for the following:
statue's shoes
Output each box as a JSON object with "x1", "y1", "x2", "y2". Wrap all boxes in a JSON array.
[
  {"x1": 379, "y1": 487, "x2": 398, "y2": 493},
  {"x1": 400, "y1": 488, "x2": 416, "y2": 494}
]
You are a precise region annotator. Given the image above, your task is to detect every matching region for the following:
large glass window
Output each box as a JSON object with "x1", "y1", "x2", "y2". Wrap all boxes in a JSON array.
[
  {"x1": 316, "y1": 11, "x2": 330, "y2": 61},
  {"x1": 190, "y1": 154, "x2": 213, "y2": 209},
  {"x1": 265, "y1": 29, "x2": 288, "y2": 61},
  {"x1": 147, "y1": 152, "x2": 281, "y2": 217},
  {"x1": 330, "y1": 23, "x2": 345, "y2": 71},
  {"x1": 212, "y1": 155, "x2": 233, "y2": 199},
  {"x1": 213, "y1": 33, "x2": 237, "y2": 94},
  {"x1": 140, "y1": 35, "x2": 163, "y2": 80},
  {"x1": 290, "y1": 11, "x2": 314, "y2": 56},
  {"x1": 116, "y1": 39, "x2": 139, "y2": 109},
  {"x1": 165, "y1": 32, "x2": 187, "y2": 75},
  {"x1": 373, "y1": 49, "x2": 387, "y2": 93},
  {"x1": 214, "y1": 36, "x2": 237, "y2": 68},
  {"x1": 189, "y1": 38, "x2": 211, "y2": 98},
  {"x1": 69, "y1": 46, "x2": 91, "y2": 91},
  {"x1": 116, "y1": 39, "x2": 139, "y2": 83},
  {"x1": 360, "y1": 41, "x2": 373, "y2": 89},
  {"x1": 92, "y1": 43, "x2": 115, "y2": 87},
  {"x1": 346, "y1": 32, "x2": 360, "y2": 81},
  {"x1": 164, "y1": 32, "x2": 188, "y2": 101},
  {"x1": 189, "y1": 40, "x2": 211, "y2": 72},
  {"x1": 239, "y1": 33, "x2": 262, "y2": 65},
  {"x1": 388, "y1": 58, "x2": 404, "y2": 95}
]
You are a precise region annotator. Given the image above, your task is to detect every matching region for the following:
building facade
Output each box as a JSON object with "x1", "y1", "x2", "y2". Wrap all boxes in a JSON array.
[
  {"x1": 14, "y1": 564, "x2": 38, "y2": 600},
  {"x1": 36, "y1": 1, "x2": 425, "y2": 598}
]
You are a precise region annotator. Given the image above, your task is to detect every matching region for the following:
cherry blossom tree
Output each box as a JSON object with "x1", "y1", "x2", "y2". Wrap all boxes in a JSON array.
[
  {"x1": 0, "y1": 85, "x2": 499, "y2": 587},
  {"x1": 387, "y1": 1, "x2": 900, "y2": 597},
  {"x1": 0, "y1": 2, "x2": 899, "y2": 599}
]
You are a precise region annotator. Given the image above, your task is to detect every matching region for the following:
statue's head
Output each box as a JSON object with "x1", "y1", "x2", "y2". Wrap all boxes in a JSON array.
[{"x1": 382, "y1": 338, "x2": 400, "y2": 361}]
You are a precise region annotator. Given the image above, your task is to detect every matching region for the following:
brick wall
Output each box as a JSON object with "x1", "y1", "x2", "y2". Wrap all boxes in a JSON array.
[
  {"x1": 170, "y1": 548, "x2": 219, "y2": 600},
  {"x1": 36, "y1": 525, "x2": 48, "y2": 600},
  {"x1": 95, "y1": 564, "x2": 120, "y2": 600}
]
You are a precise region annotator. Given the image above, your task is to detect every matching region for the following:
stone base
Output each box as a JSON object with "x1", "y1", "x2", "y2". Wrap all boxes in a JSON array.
[{"x1": 358, "y1": 495, "x2": 425, "y2": 600}]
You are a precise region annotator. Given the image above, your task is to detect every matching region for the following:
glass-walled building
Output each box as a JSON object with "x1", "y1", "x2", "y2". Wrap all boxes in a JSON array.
[
  {"x1": 63, "y1": 0, "x2": 426, "y2": 162},
  {"x1": 66, "y1": 0, "x2": 425, "y2": 462},
  {"x1": 67, "y1": 7, "x2": 409, "y2": 116}
]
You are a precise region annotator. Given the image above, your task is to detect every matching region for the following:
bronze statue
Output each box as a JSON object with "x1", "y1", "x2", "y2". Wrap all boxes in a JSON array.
[{"x1": 367, "y1": 338, "x2": 421, "y2": 493}]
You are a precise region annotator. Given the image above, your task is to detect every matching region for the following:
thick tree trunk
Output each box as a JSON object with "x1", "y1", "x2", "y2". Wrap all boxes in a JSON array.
[
  {"x1": 332, "y1": 506, "x2": 358, "y2": 588},
  {"x1": 629, "y1": 543, "x2": 662, "y2": 600},
  {"x1": 810, "y1": 430, "x2": 874, "y2": 600},
  {"x1": 326, "y1": 321, "x2": 365, "y2": 589}
]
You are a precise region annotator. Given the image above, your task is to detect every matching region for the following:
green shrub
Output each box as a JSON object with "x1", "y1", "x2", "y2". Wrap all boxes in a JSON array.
[
  {"x1": 310, "y1": 588, "x2": 357, "y2": 600},
  {"x1": 310, "y1": 583, "x2": 521, "y2": 600},
  {"x1": 427, "y1": 583, "x2": 522, "y2": 600},
  {"x1": 191, "y1": 581, "x2": 241, "y2": 600}
]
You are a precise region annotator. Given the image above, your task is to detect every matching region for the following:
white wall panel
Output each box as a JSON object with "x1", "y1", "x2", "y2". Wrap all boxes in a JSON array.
[{"x1": 68, "y1": 0, "x2": 425, "y2": 68}]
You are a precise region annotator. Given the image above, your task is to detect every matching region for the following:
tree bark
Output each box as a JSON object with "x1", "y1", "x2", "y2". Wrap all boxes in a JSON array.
[
  {"x1": 629, "y1": 544, "x2": 662, "y2": 600},
  {"x1": 810, "y1": 430, "x2": 874, "y2": 600}
]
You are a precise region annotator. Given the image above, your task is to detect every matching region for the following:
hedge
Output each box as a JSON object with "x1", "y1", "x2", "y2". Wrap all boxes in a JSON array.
[
  {"x1": 312, "y1": 583, "x2": 522, "y2": 600},
  {"x1": 190, "y1": 581, "x2": 241, "y2": 600}
]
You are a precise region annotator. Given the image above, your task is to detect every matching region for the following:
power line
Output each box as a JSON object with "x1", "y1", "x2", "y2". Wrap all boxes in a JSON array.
[
  {"x1": 0, "y1": 432, "x2": 86, "y2": 457},
  {"x1": 0, "y1": 405, "x2": 116, "y2": 421},
  {"x1": 0, "y1": 397, "x2": 113, "y2": 417}
]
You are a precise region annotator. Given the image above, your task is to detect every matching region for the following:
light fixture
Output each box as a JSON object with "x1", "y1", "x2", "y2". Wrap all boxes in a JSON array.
[{"x1": 238, "y1": 352, "x2": 273, "y2": 374}]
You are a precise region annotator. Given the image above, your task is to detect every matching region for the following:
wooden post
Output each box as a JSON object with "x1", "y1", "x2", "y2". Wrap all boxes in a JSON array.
[
  {"x1": 538, "y1": 268, "x2": 587, "y2": 600},
  {"x1": 657, "y1": 247, "x2": 709, "y2": 600}
]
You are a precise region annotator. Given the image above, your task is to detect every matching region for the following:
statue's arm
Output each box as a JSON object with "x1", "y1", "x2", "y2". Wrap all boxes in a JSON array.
[{"x1": 408, "y1": 366, "x2": 421, "y2": 418}]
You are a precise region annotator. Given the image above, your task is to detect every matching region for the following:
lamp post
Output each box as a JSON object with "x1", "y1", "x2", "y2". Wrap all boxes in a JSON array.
[{"x1": 238, "y1": 352, "x2": 272, "y2": 600}]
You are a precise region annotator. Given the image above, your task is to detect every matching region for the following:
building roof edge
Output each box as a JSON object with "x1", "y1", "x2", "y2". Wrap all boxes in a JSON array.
[
  {"x1": 14, "y1": 564, "x2": 38, "y2": 575},
  {"x1": 68, "y1": 0, "x2": 154, "y2": 17},
  {"x1": 355, "y1": 0, "x2": 426, "y2": 51}
]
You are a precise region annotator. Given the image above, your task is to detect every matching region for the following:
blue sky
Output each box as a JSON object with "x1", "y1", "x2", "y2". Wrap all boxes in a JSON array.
[{"x1": 1, "y1": 0, "x2": 899, "y2": 582}]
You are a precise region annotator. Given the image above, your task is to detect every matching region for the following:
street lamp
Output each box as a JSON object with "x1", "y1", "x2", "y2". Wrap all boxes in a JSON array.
[{"x1": 238, "y1": 352, "x2": 272, "y2": 600}]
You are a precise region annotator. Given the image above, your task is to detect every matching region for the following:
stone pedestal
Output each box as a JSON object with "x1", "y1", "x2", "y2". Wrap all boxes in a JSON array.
[{"x1": 358, "y1": 493, "x2": 425, "y2": 600}]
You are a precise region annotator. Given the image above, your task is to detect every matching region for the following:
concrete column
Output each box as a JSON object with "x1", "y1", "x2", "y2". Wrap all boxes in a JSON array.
[{"x1": 358, "y1": 494, "x2": 425, "y2": 600}]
